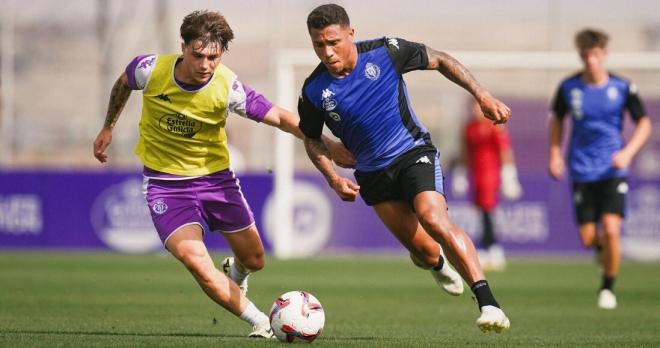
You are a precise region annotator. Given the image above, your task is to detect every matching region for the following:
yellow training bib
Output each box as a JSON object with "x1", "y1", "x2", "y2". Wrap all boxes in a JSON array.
[{"x1": 135, "y1": 54, "x2": 235, "y2": 176}]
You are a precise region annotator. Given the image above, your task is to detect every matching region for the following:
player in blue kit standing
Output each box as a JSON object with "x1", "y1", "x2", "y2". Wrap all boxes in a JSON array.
[
  {"x1": 298, "y1": 4, "x2": 511, "y2": 332},
  {"x1": 549, "y1": 28, "x2": 652, "y2": 309}
]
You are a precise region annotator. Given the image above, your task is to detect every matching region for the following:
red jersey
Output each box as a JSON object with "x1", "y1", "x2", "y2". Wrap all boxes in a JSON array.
[{"x1": 463, "y1": 120, "x2": 511, "y2": 210}]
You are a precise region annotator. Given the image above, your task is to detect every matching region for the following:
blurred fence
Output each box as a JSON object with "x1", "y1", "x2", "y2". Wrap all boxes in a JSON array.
[{"x1": 1, "y1": 0, "x2": 659, "y2": 171}]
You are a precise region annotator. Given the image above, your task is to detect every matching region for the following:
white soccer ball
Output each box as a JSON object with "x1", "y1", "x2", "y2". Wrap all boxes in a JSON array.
[{"x1": 269, "y1": 290, "x2": 325, "y2": 343}]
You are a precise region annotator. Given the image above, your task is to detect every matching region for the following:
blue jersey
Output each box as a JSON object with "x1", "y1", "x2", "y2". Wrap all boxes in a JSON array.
[
  {"x1": 551, "y1": 73, "x2": 646, "y2": 183},
  {"x1": 298, "y1": 37, "x2": 432, "y2": 172}
]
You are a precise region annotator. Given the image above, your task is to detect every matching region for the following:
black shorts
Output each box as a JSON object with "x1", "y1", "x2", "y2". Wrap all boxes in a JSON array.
[
  {"x1": 354, "y1": 145, "x2": 444, "y2": 207},
  {"x1": 572, "y1": 177, "x2": 627, "y2": 224}
]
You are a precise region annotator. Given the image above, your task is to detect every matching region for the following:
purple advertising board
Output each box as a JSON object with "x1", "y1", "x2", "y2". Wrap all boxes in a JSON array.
[{"x1": 1, "y1": 170, "x2": 659, "y2": 260}]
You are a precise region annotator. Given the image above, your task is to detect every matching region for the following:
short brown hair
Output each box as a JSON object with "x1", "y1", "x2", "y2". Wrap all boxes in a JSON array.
[
  {"x1": 575, "y1": 28, "x2": 609, "y2": 50},
  {"x1": 307, "y1": 4, "x2": 350, "y2": 32},
  {"x1": 180, "y1": 10, "x2": 234, "y2": 51}
]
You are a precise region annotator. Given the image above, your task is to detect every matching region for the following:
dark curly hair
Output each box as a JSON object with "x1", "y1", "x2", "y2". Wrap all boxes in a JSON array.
[
  {"x1": 306, "y1": 4, "x2": 350, "y2": 32},
  {"x1": 180, "y1": 10, "x2": 234, "y2": 51}
]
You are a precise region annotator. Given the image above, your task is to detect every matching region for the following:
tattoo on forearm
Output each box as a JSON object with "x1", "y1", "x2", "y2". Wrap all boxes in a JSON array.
[
  {"x1": 303, "y1": 137, "x2": 336, "y2": 181},
  {"x1": 304, "y1": 137, "x2": 330, "y2": 165},
  {"x1": 428, "y1": 47, "x2": 483, "y2": 96},
  {"x1": 103, "y1": 76, "x2": 132, "y2": 129}
]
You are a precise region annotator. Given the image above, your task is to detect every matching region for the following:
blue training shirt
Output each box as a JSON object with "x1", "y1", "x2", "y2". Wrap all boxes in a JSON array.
[
  {"x1": 551, "y1": 72, "x2": 646, "y2": 183},
  {"x1": 298, "y1": 37, "x2": 432, "y2": 172}
]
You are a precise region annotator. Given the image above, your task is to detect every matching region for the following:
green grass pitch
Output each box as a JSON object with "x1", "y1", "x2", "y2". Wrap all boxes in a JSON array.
[{"x1": 1, "y1": 252, "x2": 659, "y2": 347}]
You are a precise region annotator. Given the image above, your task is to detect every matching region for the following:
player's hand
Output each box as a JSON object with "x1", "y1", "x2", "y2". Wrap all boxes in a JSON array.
[
  {"x1": 329, "y1": 176, "x2": 360, "y2": 202},
  {"x1": 612, "y1": 150, "x2": 633, "y2": 170},
  {"x1": 548, "y1": 154, "x2": 565, "y2": 180},
  {"x1": 501, "y1": 164, "x2": 522, "y2": 200},
  {"x1": 476, "y1": 92, "x2": 511, "y2": 125},
  {"x1": 93, "y1": 127, "x2": 113, "y2": 163},
  {"x1": 325, "y1": 139, "x2": 357, "y2": 169}
]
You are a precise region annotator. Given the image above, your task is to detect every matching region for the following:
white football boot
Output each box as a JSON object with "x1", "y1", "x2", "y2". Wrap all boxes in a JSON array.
[
  {"x1": 248, "y1": 320, "x2": 274, "y2": 338},
  {"x1": 476, "y1": 305, "x2": 510, "y2": 333},
  {"x1": 222, "y1": 257, "x2": 249, "y2": 296},
  {"x1": 597, "y1": 289, "x2": 617, "y2": 310},
  {"x1": 430, "y1": 261, "x2": 464, "y2": 296}
]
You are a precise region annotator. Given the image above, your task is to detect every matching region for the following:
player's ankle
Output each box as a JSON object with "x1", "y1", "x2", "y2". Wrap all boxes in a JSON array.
[{"x1": 471, "y1": 280, "x2": 500, "y2": 309}]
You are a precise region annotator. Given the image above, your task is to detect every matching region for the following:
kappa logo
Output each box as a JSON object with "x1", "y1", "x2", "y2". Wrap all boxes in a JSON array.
[
  {"x1": 570, "y1": 88, "x2": 583, "y2": 120},
  {"x1": 387, "y1": 38, "x2": 399, "y2": 49},
  {"x1": 321, "y1": 88, "x2": 337, "y2": 111},
  {"x1": 617, "y1": 182, "x2": 629, "y2": 194},
  {"x1": 156, "y1": 93, "x2": 172, "y2": 103},
  {"x1": 321, "y1": 88, "x2": 334, "y2": 100},
  {"x1": 416, "y1": 155, "x2": 431, "y2": 164},
  {"x1": 137, "y1": 56, "x2": 155, "y2": 70},
  {"x1": 629, "y1": 83, "x2": 638, "y2": 95},
  {"x1": 152, "y1": 199, "x2": 168, "y2": 214}
]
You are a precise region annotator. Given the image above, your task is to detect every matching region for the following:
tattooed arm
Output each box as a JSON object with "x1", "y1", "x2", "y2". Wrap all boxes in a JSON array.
[
  {"x1": 93, "y1": 73, "x2": 132, "y2": 163},
  {"x1": 303, "y1": 136, "x2": 360, "y2": 201},
  {"x1": 425, "y1": 46, "x2": 511, "y2": 125}
]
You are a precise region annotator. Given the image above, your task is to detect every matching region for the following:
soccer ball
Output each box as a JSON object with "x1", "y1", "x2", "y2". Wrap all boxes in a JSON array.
[{"x1": 269, "y1": 290, "x2": 325, "y2": 343}]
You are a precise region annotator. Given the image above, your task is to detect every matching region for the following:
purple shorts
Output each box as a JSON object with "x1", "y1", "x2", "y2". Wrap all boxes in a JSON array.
[{"x1": 143, "y1": 169, "x2": 255, "y2": 244}]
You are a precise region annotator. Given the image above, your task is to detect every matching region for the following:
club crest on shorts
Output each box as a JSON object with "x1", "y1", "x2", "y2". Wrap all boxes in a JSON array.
[
  {"x1": 573, "y1": 191, "x2": 583, "y2": 204},
  {"x1": 152, "y1": 199, "x2": 168, "y2": 214}
]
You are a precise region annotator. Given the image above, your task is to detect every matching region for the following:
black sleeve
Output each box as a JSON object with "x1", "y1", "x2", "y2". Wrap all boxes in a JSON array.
[
  {"x1": 625, "y1": 83, "x2": 647, "y2": 122},
  {"x1": 384, "y1": 37, "x2": 429, "y2": 75},
  {"x1": 550, "y1": 84, "x2": 568, "y2": 120},
  {"x1": 297, "y1": 90, "x2": 325, "y2": 139}
]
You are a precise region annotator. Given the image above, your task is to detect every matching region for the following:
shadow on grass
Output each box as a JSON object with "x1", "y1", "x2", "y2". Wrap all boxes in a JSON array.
[
  {"x1": 1, "y1": 330, "x2": 383, "y2": 342},
  {"x1": 0, "y1": 330, "x2": 238, "y2": 339}
]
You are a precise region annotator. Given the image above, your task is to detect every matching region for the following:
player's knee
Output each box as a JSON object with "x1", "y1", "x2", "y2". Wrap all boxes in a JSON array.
[
  {"x1": 578, "y1": 229, "x2": 598, "y2": 248},
  {"x1": 240, "y1": 252, "x2": 266, "y2": 272},
  {"x1": 178, "y1": 248, "x2": 211, "y2": 278},
  {"x1": 602, "y1": 220, "x2": 621, "y2": 240},
  {"x1": 579, "y1": 237, "x2": 596, "y2": 248},
  {"x1": 601, "y1": 227, "x2": 620, "y2": 244}
]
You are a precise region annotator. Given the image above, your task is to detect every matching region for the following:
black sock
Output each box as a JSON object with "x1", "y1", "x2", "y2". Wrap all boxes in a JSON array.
[
  {"x1": 481, "y1": 211, "x2": 496, "y2": 248},
  {"x1": 432, "y1": 255, "x2": 445, "y2": 271},
  {"x1": 601, "y1": 276, "x2": 615, "y2": 291},
  {"x1": 471, "y1": 280, "x2": 500, "y2": 309}
]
